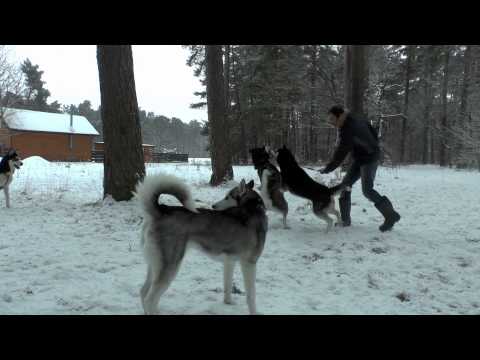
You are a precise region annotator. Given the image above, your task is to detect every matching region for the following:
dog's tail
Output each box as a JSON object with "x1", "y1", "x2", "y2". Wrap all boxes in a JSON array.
[{"x1": 135, "y1": 174, "x2": 199, "y2": 217}]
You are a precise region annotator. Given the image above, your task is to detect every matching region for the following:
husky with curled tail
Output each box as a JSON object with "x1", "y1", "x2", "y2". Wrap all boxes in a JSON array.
[{"x1": 136, "y1": 174, "x2": 268, "y2": 315}]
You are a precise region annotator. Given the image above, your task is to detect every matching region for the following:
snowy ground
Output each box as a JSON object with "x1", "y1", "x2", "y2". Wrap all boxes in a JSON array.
[{"x1": 1, "y1": 157, "x2": 480, "y2": 315}]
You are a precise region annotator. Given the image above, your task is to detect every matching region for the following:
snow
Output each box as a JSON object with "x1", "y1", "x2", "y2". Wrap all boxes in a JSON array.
[
  {"x1": 3, "y1": 108, "x2": 99, "y2": 136},
  {"x1": 21, "y1": 156, "x2": 51, "y2": 168},
  {"x1": 1, "y1": 159, "x2": 480, "y2": 314}
]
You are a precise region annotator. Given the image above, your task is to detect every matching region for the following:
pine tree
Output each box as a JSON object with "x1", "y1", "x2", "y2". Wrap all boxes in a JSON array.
[
  {"x1": 439, "y1": 46, "x2": 450, "y2": 167},
  {"x1": 205, "y1": 45, "x2": 233, "y2": 185},
  {"x1": 344, "y1": 45, "x2": 368, "y2": 117},
  {"x1": 96, "y1": 45, "x2": 145, "y2": 201},
  {"x1": 19, "y1": 58, "x2": 60, "y2": 113},
  {"x1": 20, "y1": 59, "x2": 51, "y2": 111},
  {"x1": 401, "y1": 45, "x2": 415, "y2": 164}
]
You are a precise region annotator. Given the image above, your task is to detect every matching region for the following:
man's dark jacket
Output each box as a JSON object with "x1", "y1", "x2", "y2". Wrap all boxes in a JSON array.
[{"x1": 323, "y1": 113, "x2": 380, "y2": 173}]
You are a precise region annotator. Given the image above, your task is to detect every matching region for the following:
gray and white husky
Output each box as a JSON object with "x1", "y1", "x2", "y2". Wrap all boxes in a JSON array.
[
  {"x1": 250, "y1": 146, "x2": 289, "y2": 229},
  {"x1": 136, "y1": 174, "x2": 268, "y2": 315},
  {"x1": 0, "y1": 149, "x2": 23, "y2": 208}
]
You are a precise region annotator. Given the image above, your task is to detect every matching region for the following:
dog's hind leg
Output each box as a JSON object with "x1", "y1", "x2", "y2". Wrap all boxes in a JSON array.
[
  {"x1": 223, "y1": 257, "x2": 236, "y2": 305},
  {"x1": 143, "y1": 263, "x2": 181, "y2": 315},
  {"x1": 273, "y1": 193, "x2": 289, "y2": 229},
  {"x1": 240, "y1": 260, "x2": 258, "y2": 315},
  {"x1": 282, "y1": 212, "x2": 290, "y2": 229},
  {"x1": 332, "y1": 209, "x2": 341, "y2": 226},
  {"x1": 318, "y1": 212, "x2": 334, "y2": 233},
  {"x1": 4, "y1": 186, "x2": 10, "y2": 208},
  {"x1": 313, "y1": 202, "x2": 334, "y2": 233},
  {"x1": 143, "y1": 242, "x2": 185, "y2": 315},
  {"x1": 281, "y1": 196, "x2": 289, "y2": 229},
  {"x1": 329, "y1": 201, "x2": 342, "y2": 225},
  {"x1": 140, "y1": 266, "x2": 152, "y2": 311}
]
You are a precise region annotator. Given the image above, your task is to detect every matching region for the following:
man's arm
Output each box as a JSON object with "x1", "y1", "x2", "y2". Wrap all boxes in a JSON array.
[
  {"x1": 367, "y1": 121, "x2": 379, "y2": 141},
  {"x1": 322, "y1": 130, "x2": 353, "y2": 173}
]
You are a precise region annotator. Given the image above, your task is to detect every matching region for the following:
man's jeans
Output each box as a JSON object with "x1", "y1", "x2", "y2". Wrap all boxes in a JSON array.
[{"x1": 340, "y1": 160, "x2": 383, "y2": 204}]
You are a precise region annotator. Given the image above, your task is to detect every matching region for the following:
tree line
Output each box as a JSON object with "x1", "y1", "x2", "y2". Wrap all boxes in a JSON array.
[
  {"x1": 185, "y1": 45, "x2": 480, "y2": 170},
  {"x1": 0, "y1": 46, "x2": 208, "y2": 158},
  {"x1": 8, "y1": 45, "x2": 478, "y2": 201},
  {"x1": 69, "y1": 100, "x2": 208, "y2": 157}
]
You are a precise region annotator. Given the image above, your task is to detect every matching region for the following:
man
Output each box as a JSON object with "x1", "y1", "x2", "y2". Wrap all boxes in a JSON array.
[{"x1": 320, "y1": 105, "x2": 400, "y2": 232}]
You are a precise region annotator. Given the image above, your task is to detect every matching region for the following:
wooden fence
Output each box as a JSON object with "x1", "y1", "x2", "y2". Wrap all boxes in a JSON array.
[
  {"x1": 151, "y1": 152, "x2": 188, "y2": 163},
  {"x1": 91, "y1": 150, "x2": 188, "y2": 163}
]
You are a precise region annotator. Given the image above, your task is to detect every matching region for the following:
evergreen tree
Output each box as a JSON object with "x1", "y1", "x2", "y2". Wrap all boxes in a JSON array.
[
  {"x1": 205, "y1": 45, "x2": 234, "y2": 185},
  {"x1": 21, "y1": 58, "x2": 51, "y2": 111},
  {"x1": 19, "y1": 58, "x2": 61, "y2": 113},
  {"x1": 97, "y1": 45, "x2": 145, "y2": 201},
  {"x1": 187, "y1": 44, "x2": 480, "y2": 169}
]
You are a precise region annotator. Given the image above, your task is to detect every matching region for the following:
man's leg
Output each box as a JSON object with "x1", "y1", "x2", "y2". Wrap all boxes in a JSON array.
[
  {"x1": 338, "y1": 162, "x2": 361, "y2": 226},
  {"x1": 360, "y1": 161, "x2": 383, "y2": 204},
  {"x1": 360, "y1": 161, "x2": 401, "y2": 231}
]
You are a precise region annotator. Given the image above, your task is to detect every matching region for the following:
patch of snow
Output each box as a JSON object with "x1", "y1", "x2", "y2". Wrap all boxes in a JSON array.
[
  {"x1": 22, "y1": 156, "x2": 51, "y2": 168},
  {"x1": 1, "y1": 161, "x2": 480, "y2": 314}
]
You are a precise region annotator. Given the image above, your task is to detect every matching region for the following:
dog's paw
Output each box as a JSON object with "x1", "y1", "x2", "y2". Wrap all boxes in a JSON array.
[
  {"x1": 224, "y1": 297, "x2": 236, "y2": 305},
  {"x1": 145, "y1": 307, "x2": 160, "y2": 315}
]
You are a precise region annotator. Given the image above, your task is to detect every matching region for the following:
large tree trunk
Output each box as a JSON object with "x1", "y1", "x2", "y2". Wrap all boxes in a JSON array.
[
  {"x1": 363, "y1": 46, "x2": 370, "y2": 119},
  {"x1": 224, "y1": 45, "x2": 231, "y2": 122},
  {"x1": 309, "y1": 45, "x2": 318, "y2": 163},
  {"x1": 422, "y1": 46, "x2": 434, "y2": 165},
  {"x1": 344, "y1": 45, "x2": 368, "y2": 117},
  {"x1": 343, "y1": 45, "x2": 368, "y2": 170},
  {"x1": 439, "y1": 46, "x2": 450, "y2": 167},
  {"x1": 401, "y1": 45, "x2": 414, "y2": 164},
  {"x1": 344, "y1": 45, "x2": 353, "y2": 110},
  {"x1": 206, "y1": 45, "x2": 233, "y2": 185},
  {"x1": 456, "y1": 45, "x2": 473, "y2": 163},
  {"x1": 96, "y1": 45, "x2": 145, "y2": 201},
  {"x1": 232, "y1": 51, "x2": 249, "y2": 164},
  {"x1": 430, "y1": 120, "x2": 436, "y2": 164},
  {"x1": 224, "y1": 46, "x2": 230, "y2": 100}
]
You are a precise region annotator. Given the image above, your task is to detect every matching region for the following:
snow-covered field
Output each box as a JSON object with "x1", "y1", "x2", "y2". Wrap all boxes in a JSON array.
[{"x1": 1, "y1": 157, "x2": 480, "y2": 315}]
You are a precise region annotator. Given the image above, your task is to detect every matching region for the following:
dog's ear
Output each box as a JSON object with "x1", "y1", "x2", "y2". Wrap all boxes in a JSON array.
[
  {"x1": 7, "y1": 149, "x2": 15, "y2": 156},
  {"x1": 247, "y1": 180, "x2": 254, "y2": 189},
  {"x1": 282, "y1": 145, "x2": 287, "y2": 149}
]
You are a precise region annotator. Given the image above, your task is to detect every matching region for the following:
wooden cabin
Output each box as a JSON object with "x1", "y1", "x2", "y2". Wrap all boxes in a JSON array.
[{"x1": 0, "y1": 108, "x2": 99, "y2": 161}]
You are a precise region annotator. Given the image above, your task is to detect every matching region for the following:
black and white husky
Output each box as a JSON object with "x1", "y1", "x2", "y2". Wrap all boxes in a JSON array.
[
  {"x1": 250, "y1": 146, "x2": 289, "y2": 229},
  {"x1": 136, "y1": 174, "x2": 268, "y2": 315},
  {"x1": 0, "y1": 149, "x2": 23, "y2": 208},
  {"x1": 276, "y1": 145, "x2": 345, "y2": 232}
]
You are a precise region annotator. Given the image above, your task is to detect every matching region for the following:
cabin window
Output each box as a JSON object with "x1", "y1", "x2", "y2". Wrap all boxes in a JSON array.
[{"x1": 69, "y1": 135, "x2": 73, "y2": 150}]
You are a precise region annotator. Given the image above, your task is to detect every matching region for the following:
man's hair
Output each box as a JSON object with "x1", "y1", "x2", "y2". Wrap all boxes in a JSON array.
[{"x1": 328, "y1": 105, "x2": 345, "y2": 117}]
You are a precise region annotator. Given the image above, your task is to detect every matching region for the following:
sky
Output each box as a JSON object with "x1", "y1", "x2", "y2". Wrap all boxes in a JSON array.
[{"x1": 7, "y1": 45, "x2": 208, "y2": 123}]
